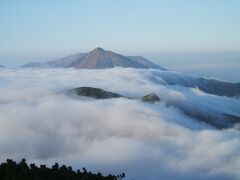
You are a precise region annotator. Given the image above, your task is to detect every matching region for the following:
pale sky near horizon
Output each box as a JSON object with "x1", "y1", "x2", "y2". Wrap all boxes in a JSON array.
[{"x1": 0, "y1": 0, "x2": 240, "y2": 67}]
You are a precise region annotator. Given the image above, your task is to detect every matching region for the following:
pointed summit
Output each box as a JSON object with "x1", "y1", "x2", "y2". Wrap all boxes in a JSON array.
[
  {"x1": 80, "y1": 47, "x2": 147, "y2": 69},
  {"x1": 92, "y1": 47, "x2": 105, "y2": 52}
]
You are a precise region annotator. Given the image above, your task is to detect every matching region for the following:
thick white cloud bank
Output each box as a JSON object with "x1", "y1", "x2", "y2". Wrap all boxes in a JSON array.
[{"x1": 0, "y1": 68, "x2": 240, "y2": 180}]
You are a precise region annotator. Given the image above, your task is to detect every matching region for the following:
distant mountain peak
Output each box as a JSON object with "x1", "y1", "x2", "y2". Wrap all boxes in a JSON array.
[{"x1": 22, "y1": 48, "x2": 166, "y2": 70}]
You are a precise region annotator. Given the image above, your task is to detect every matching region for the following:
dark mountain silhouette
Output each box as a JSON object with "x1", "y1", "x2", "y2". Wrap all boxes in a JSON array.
[
  {"x1": 154, "y1": 72, "x2": 240, "y2": 97},
  {"x1": 22, "y1": 47, "x2": 165, "y2": 69}
]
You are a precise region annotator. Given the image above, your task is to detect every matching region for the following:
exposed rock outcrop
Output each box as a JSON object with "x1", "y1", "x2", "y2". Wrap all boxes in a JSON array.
[{"x1": 141, "y1": 93, "x2": 161, "y2": 103}]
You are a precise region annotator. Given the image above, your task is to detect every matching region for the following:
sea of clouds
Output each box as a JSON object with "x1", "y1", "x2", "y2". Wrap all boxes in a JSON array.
[{"x1": 0, "y1": 67, "x2": 240, "y2": 180}]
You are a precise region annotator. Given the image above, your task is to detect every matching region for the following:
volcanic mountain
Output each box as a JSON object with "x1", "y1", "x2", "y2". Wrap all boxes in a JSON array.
[{"x1": 22, "y1": 47, "x2": 166, "y2": 70}]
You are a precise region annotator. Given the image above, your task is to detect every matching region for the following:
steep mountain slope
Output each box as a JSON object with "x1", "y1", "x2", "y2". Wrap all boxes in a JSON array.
[
  {"x1": 128, "y1": 56, "x2": 166, "y2": 70},
  {"x1": 23, "y1": 52, "x2": 86, "y2": 68},
  {"x1": 47, "y1": 52, "x2": 86, "y2": 68}
]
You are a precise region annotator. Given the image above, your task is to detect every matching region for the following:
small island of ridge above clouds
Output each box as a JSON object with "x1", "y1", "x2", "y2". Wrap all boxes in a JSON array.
[{"x1": 0, "y1": 1, "x2": 240, "y2": 180}]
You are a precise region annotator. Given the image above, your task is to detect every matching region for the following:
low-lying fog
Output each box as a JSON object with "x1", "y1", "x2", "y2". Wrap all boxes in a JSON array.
[{"x1": 0, "y1": 68, "x2": 240, "y2": 180}]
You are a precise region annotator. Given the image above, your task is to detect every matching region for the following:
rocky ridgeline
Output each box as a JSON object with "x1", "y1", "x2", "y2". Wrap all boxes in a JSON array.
[
  {"x1": 68, "y1": 87, "x2": 240, "y2": 129},
  {"x1": 69, "y1": 87, "x2": 161, "y2": 103}
]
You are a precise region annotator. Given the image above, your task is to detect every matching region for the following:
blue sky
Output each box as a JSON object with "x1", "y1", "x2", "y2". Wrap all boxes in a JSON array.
[{"x1": 0, "y1": 0, "x2": 240, "y2": 66}]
